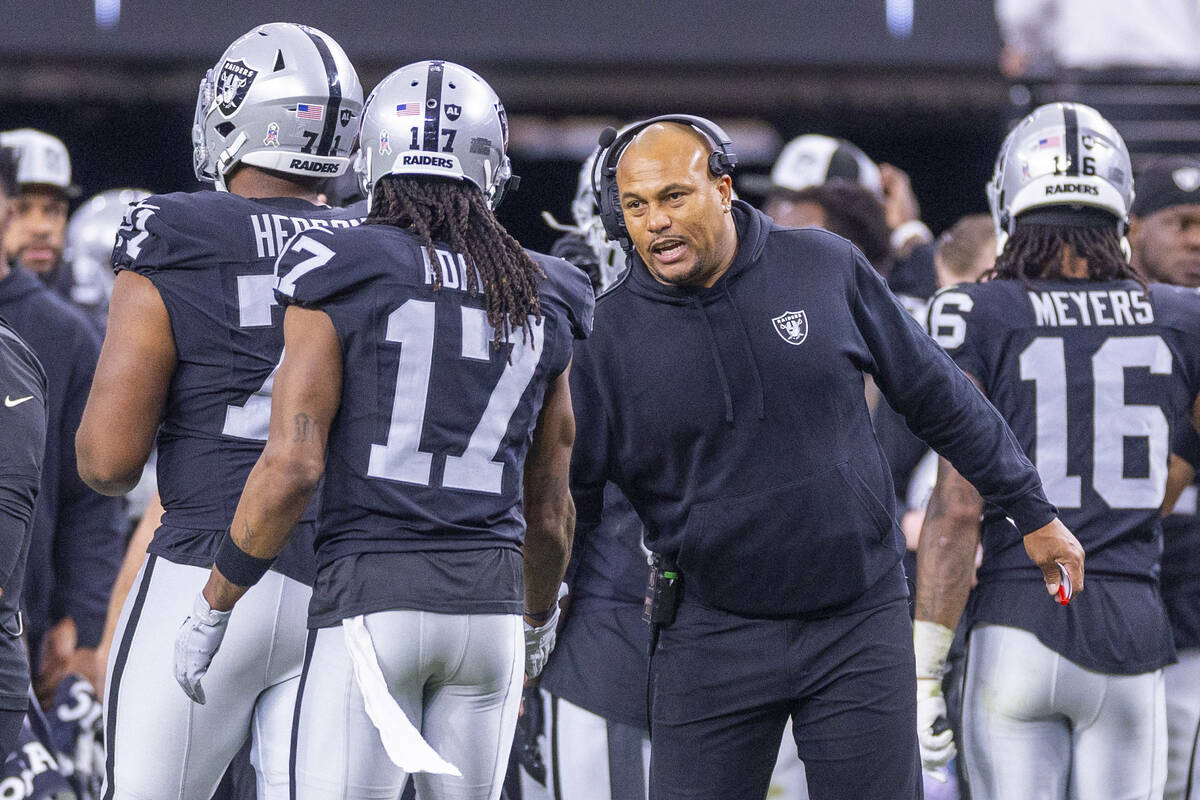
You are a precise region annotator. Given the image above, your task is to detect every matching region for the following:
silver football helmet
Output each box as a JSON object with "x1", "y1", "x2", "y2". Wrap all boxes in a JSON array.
[
  {"x1": 193, "y1": 22, "x2": 363, "y2": 190},
  {"x1": 65, "y1": 188, "x2": 151, "y2": 308},
  {"x1": 359, "y1": 60, "x2": 514, "y2": 207},
  {"x1": 988, "y1": 102, "x2": 1134, "y2": 252},
  {"x1": 541, "y1": 149, "x2": 627, "y2": 292}
]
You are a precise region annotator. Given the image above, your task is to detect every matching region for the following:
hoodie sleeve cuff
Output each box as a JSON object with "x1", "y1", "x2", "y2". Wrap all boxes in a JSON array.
[{"x1": 1005, "y1": 491, "x2": 1058, "y2": 536}]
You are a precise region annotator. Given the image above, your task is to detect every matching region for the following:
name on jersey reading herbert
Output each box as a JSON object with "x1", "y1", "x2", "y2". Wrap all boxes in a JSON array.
[
  {"x1": 250, "y1": 213, "x2": 362, "y2": 259},
  {"x1": 1027, "y1": 289, "x2": 1154, "y2": 327}
]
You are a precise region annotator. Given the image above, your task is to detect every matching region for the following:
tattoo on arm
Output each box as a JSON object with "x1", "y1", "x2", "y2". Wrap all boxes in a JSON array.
[
  {"x1": 293, "y1": 413, "x2": 315, "y2": 443},
  {"x1": 235, "y1": 520, "x2": 257, "y2": 551}
]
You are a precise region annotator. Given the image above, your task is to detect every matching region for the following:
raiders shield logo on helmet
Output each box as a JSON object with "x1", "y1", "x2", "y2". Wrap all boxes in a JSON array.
[
  {"x1": 216, "y1": 59, "x2": 258, "y2": 117},
  {"x1": 771, "y1": 310, "x2": 808, "y2": 345}
]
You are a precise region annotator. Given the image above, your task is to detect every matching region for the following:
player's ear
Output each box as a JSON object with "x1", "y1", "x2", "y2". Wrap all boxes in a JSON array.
[{"x1": 1126, "y1": 215, "x2": 1143, "y2": 244}]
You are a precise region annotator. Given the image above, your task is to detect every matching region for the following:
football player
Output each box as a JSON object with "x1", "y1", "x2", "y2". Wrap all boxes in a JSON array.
[
  {"x1": 915, "y1": 103, "x2": 1200, "y2": 799},
  {"x1": 74, "y1": 22, "x2": 364, "y2": 800},
  {"x1": 1127, "y1": 156, "x2": 1200, "y2": 800},
  {"x1": 173, "y1": 60, "x2": 592, "y2": 800},
  {"x1": 0, "y1": 130, "x2": 76, "y2": 294}
]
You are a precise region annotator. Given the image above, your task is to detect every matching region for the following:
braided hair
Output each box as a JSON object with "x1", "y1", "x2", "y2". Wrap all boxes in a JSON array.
[
  {"x1": 367, "y1": 175, "x2": 543, "y2": 348},
  {"x1": 989, "y1": 208, "x2": 1144, "y2": 286}
]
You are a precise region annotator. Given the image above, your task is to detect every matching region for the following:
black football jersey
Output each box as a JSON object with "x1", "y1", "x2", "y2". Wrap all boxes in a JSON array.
[
  {"x1": 931, "y1": 277, "x2": 1200, "y2": 672},
  {"x1": 111, "y1": 191, "x2": 365, "y2": 584},
  {"x1": 274, "y1": 224, "x2": 593, "y2": 578}
]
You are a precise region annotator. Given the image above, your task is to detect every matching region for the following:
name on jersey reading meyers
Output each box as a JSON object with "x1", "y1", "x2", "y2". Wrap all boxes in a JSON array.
[
  {"x1": 1029, "y1": 288, "x2": 1154, "y2": 327},
  {"x1": 250, "y1": 212, "x2": 362, "y2": 259}
]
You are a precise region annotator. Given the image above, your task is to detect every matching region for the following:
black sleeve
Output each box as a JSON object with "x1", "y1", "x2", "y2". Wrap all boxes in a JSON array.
[
  {"x1": 273, "y1": 227, "x2": 344, "y2": 308},
  {"x1": 0, "y1": 327, "x2": 46, "y2": 593},
  {"x1": 568, "y1": 338, "x2": 612, "y2": 537},
  {"x1": 848, "y1": 246, "x2": 1057, "y2": 534},
  {"x1": 50, "y1": 328, "x2": 124, "y2": 648}
]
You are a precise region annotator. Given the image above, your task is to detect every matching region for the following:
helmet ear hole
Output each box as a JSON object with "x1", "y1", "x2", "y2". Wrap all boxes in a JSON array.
[{"x1": 215, "y1": 122, "x2": 235, "y2": 137}]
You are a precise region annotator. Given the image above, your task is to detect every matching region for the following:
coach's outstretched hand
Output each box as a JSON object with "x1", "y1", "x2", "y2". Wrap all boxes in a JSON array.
[
  {"x1": 1022, "y1": 518, "x2": 1085, "y2": 601},
  {"x1": 174, "y1": 592, "x2": 232, "y2": 704}
]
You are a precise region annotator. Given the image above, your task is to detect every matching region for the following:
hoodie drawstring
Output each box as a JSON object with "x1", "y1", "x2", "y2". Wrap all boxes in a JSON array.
[
  {"x1": 721, "y1": 284, "x2": 766, "y2": 421},
  {"x1": 694, "y1": 297, "x2": 735, "y2": 425}
]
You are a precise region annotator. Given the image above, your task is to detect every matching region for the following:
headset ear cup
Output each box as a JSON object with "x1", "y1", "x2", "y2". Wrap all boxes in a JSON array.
[
  {"x1": 708, "y1": 151, "x2": 731, "y2": 178},
  {"x1": 601, "y1": 176, "x2": 628, "y2": 247}
]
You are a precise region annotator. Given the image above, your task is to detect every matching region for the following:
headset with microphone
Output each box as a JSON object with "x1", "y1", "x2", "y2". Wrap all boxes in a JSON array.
[{"x1": 591, "y1": 114, "x2": 738, "y2": 251}]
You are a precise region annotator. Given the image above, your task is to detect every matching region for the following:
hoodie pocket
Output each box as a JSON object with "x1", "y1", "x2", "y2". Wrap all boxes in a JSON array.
[{"x1": 677, "y1": 462, "x2": 900, "y2": 616}]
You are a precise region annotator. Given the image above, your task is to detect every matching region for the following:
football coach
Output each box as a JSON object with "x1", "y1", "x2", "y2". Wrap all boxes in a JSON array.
[{"x1": 568, "y1": 117, "x2": 1085, "y2": 800}]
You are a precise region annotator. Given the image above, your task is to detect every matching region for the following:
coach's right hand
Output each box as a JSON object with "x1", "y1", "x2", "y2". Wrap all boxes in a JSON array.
[
  {"x1": 1022, "y1": 517, "x2": 1085, "y2": 601},
  {"x1": 174, "y1": 592, "x2": 232, "y2": 704}
]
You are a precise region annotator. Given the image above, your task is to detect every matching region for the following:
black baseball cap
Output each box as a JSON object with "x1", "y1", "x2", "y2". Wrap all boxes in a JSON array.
[{"x1": 1131, "y1": 157, "x2": 1200, "y2": 217}]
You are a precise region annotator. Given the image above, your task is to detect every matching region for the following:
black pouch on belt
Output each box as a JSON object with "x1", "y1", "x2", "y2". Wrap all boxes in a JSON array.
[{"x1": 643, "y1": 554, "x2": 682, "y2": 629}]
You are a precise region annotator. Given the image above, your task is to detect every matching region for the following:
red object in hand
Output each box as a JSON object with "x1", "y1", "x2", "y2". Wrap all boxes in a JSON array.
[{"x1": 1056, "y1": 562, "x2": 1073, "y2": 606}]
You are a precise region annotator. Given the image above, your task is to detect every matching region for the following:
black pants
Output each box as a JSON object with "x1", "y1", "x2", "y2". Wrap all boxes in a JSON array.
[{"x1": 648, "y1": 597, "x2": 921, "y2": 800}]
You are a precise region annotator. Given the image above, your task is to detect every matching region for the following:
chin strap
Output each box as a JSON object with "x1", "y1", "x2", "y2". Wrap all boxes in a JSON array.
[{"x1": 214, "y1": 132, "x2": 248, "y2": 193}]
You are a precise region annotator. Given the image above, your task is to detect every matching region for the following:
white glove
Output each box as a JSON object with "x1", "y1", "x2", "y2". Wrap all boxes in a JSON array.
[
  {"x1": 913, "y1": 620, "x2": 956, "y2": 778},
  {"x1": 523, "y1": 605, "x2": 560, "y2": 679},
  {"x1": 916, "y1": 676, "x2": 955, "y2": 776},
  {"x1": 174, "y1": 592, "x2": 232, "y2": 705}
]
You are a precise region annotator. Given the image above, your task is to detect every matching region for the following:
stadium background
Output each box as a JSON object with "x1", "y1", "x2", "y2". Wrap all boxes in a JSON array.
[{"x1": 0, "y1": 0, "x2": 1170, "y2": 253}]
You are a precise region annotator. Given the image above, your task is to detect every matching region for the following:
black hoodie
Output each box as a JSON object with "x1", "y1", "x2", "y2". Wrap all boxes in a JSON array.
[{"x1": 570, "y1": 201, "x2": 1055, "y2": 618}]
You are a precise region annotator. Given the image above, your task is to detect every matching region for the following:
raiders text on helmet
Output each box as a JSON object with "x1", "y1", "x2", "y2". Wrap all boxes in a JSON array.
[
  {"x1": 192, "y1": 22, "x2": 364, "y2": 190},
  {"x1": 987, "y1": 102, "x2": 1134, "y2": 251},
  {"x1": 358, "y1": 60, "x2": 514, "y2": 208}
]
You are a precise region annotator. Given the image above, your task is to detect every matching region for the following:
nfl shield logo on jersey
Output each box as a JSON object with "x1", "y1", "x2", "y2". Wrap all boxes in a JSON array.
[
  {"x1": 216, "y1": 59, "x2": 258, "y2": 116},
  {"x1": 772, "y1": 310, "x2": 808, "y2": 345}
]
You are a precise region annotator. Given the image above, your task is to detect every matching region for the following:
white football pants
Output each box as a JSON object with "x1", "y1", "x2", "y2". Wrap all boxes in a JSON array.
[
  {"x1": 1165, "y1": 648, "x2": 1200, "y2": 800},
  {"x1": 290, "y1": 609, "x2": 524, "y2": 800},
  {"x1": 103, "y1": 556, "x2": 310, "y2": 800},
  {"x1": 963, "y1": 623, "x2": 1166, "y2": 800}
]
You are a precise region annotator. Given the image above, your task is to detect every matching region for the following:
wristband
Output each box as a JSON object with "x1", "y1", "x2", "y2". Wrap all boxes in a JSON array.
[
  {"x1": 913, "y1": 619, "x2": 955, "y2": 680},
  {"x1": 214, "y1": 528, "x2": 274, "y2": 588},
  {"x1": 524, "y1": 606, "x2": 557, "y2": 625},
  {"x1": 890, "y1": 220, "x2": 933, "y2": 252}
]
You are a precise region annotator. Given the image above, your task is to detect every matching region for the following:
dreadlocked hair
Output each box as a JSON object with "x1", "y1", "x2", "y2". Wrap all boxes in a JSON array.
[
  {"x1": 988, "y1": 210, "x2": 1145, "y2": 288},
  {"x1": 367, "y1": 175, "x2": 544, "y2": 349}
]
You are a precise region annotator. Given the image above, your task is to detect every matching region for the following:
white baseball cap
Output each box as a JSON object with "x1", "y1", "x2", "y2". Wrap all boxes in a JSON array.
[
  {"x1": 0, "y1": 129, "x2": 78, "y2": 197},
  {"x1": 769, "y1": 134, "x2": 882, "y2": 196}
]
